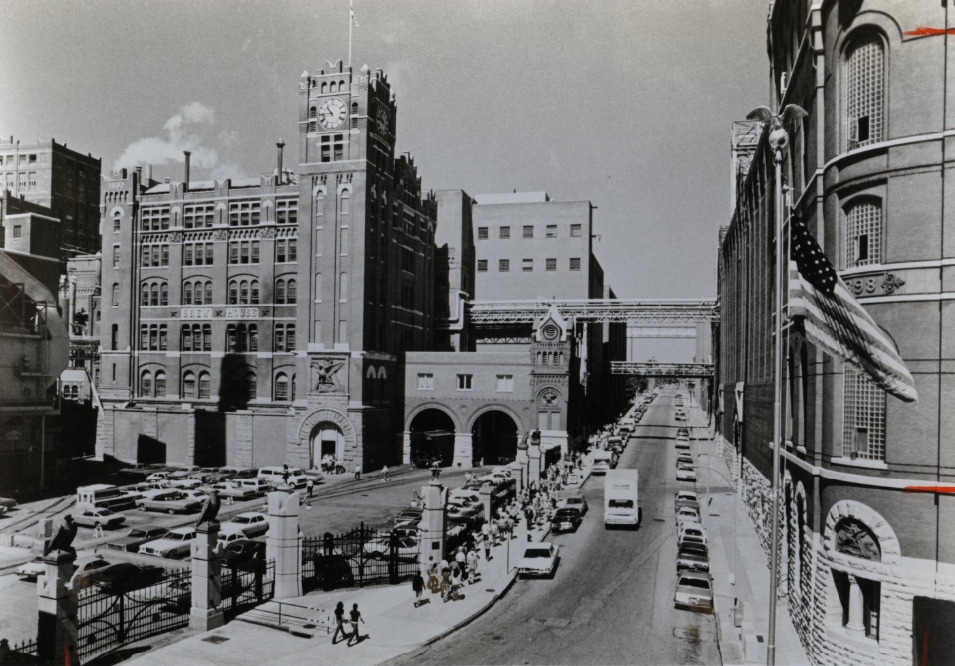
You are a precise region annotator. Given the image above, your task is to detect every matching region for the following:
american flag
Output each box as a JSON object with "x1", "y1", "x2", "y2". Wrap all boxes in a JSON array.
[{"x1": 788, "y1": 216, "x2": 918, "y2": 403}]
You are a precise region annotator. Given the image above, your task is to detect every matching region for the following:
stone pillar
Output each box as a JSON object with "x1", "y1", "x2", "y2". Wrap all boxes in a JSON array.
[
  {"x1": 528, "y1": 440, "x2": 542, "y2": 487},
  {"x1": 37, "y1": 518, "x2": 54, "y2": 554},
  {"x1": 418, "y1": 482, "x2": 446, "y2": 561},
  {"x1": 508, "y1": 461, "x2": 524, "y2": 494},
  {"x1": 190, "y1": 521, "x2": 224, "y2": 631},
  {"x1": 479, "y1": 482, "x2": 494, "y2": 522},
  {"x1": 452, "y1": 433, "x2": 473, "y2": 469},
  {"x1": 401, "y1": 431, "x2": 412, "y2": 465},
  {"x1": 36, "y1": 551, "x2": 78, "y2": 666},
  {"x1": 266, "y1": 491, "x2": 302, "y2": 600},
  {"x1": 516, "y1": 433, "x2": 529, "y2": 492},
  {"x1": 846, "y1": 574, "x2": 865, "y2": 637}
]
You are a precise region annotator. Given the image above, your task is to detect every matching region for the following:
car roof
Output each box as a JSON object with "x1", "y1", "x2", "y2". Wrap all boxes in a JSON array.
[
  {"x1": 169, "y1": 527, "x2": 196, "y2": 535},
  {"x1": 678, "y1": 571, "x2": 712, "y2": 583},
  {"x1": 235, "y1": 512, "x2": 264, "y2": 518}
]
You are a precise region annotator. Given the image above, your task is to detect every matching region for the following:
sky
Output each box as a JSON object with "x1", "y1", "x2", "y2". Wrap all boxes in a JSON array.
[{"x1": 0, "y1": 0, "x2": 770, "y2": 298}]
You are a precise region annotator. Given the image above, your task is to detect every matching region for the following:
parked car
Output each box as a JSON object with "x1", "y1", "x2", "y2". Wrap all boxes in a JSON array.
[
  {"x1": 677, "y1": 451, "x2": 693, "y2": 465},
  {"x1": 232, "y1": 478, "x2": 271, "y2": 496},
  {"x1": 676, "y1": 465, "x2": 697, "y2": 482},
  {"x1": 168, "y1": 477, "x2": 203, "y2": 490},
  {"x1": 674, "y1": 571, "x2": 714, "y2": 613},
  {"x1": 208, "y1": 481, "x2": 260, "y2": 500},
  {"x1": 0, "y1": 497, "x2": 18, "y2": 510},
  {"x1": 69, "y1": 557, "x2": 113, "y2": 590},
  {"x1": 447, "y1": 499, "x2": 482, "y2": 521},
  {"x1": 258, "y1": 466, "x2": 308, "y2": 490},
  {"x1": 217, "y1": 530, "x2": 249, "y2": 547},
  {"x1": 678, "y1": 526, "x2": 708, "y2": 548},
  {"x1": 676, "y1": 506, "x2": 701, "y2": 526},
  {"x1": 140, "y1": 526, "x2": 197, "y2": 558},
  {"x1": 517, "y1": 542, "x2": 560, "y2": 578},
  {"x1": 223, "y1": 512, "x2": 269, "y2": 538},
  {"x1": 676, "y1": 543, "x2": 710, "y2": 573},
  {"x1": 362, "y1": 535, "x2": 418, "y2": 561},
  {"x1": 146, "y1": 472, "x2": 172, "y2": 482},
  {"x1": 550, "y1": 507, "x2": 583, "y2": 533},
  {"x1": 73, "y1": 508, "x2": 127, "y2": 530},
  {"x1": 449, "y1": 489, "x2": 481, "y2": 504},
  {"x1": 168, "y1": 465, "x2": 201, "y2": 480},
  {"x1": 675, "y1": 490, "x2": 699, "y2": 505},
  {"x1": 94, "y1": 562, "x2": 168, "y2": 593},
  {"x1": 187, "y1": 467, "x2": 223, "y2": 483},
  {"x1": 395, "y1": 507, "x2": 423, "y2": 528},
  {"x1": 137, "y1": 491, "x2": 203, "y2": 514},
  {"x1": 219, "y1": 539, "x2": 265, "y2": 569},
  {"x1": 108, "y1": 526, "x2": 170, "y2": 553}
]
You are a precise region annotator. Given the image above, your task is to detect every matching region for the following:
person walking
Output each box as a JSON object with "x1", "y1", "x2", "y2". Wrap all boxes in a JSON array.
[
  {"x1": 490, "y1": 519, "x2": 500, "y2": 546},
  {"x1": 425, "y1": 556, "x2": 439, "y2": 594},
  {"x1": 93, "y1": 522, "x2": 104, "y2": 539},
  {"x1": 381, "y1": 465, "x2": 389, "y2": 483},
  {"x1": 347, "y1": 603, "x2": 365, "y2": 646},
  {"x1": 455, "y1": 546, "x2": 466, "y2": 578},
  {"x1": 305, "y1": 478, "x2": 314, "y2": 508},
  {"x1": 466, "y1": 548, "x2": 479, "y2": 585},
  {"x1": 412, "y1": 567, "x2": 425, "y2": 607},
  {"x1": 354, "y1": 463, "x2": 361, "y2": 480},
  {"x1": 440, "y1": 563, "x2": 452, "y2": 602},
  {"x1": 331, "y1": 601, "x2": 347, "y2": 644}
]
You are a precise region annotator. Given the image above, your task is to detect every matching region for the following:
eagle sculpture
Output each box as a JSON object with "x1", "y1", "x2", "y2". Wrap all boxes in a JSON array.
[
  {"x1": 43, "y1": 515, "x2": 77, "y2": 557},
  {"x1": 195, "y1": 490, "x2": 221, "y2": 528}
]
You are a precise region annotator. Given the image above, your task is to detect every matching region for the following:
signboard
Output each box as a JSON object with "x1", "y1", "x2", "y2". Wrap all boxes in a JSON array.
[{"x1": 181, "y1": 308, "x2": 213, "y2": 320}]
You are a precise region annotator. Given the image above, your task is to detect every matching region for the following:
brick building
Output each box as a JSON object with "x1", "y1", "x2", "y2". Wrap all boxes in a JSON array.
[{"x1": 716, "y1": 2, "x2": 955, "y2": 664}]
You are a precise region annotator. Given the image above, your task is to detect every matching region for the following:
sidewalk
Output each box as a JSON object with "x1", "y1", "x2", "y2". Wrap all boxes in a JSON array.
[
  {"x1": 125, "y1": 521, "x2": 552, "y2": 666},
  {"x1": 687, "y1": 405, "x2": 809, "y2": 665}
]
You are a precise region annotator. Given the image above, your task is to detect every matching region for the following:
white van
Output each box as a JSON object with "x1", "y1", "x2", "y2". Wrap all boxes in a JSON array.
[
  {"x1": 234, "y1": 478, "x2": 271, "y2": 495},
  {"x1": 604, "y1": 469, "x2": 640, "y2": 528},
  {"x1": 257, "y1": 466, "x2": 308, "y2": 490},
  {"x1": 76, "y1": 484, "x2": 137, "y2": 511},
  {"x1": 592, "y1": 450, "x2": 614, "y2": 475}
]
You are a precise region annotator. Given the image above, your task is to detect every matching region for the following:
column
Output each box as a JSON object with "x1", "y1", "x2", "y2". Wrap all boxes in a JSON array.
[
  {"x1": 36, "y1": 552, "x2": 78, "y2": 666},
  {"x1": 528, "y1": 440, "x2": 542, "y2": 486},
  {"x1": 479, "y1": 482, "x2": 494, "y2": 522},
  {"x1": 452, "y1": 433, "x2": 473, "y2": 469},
  {"x1": 418, "y1": 482, "x2": 446, "y2": 560},
  {"x1": 266, "y1": 491, "x2": 302, "y2": 599},
  {"x1": 516, "y1": 433, "x2": 529, "y2": 491},
  {"x1": 846, "y1": 574, "x2": 865, "y2": 637},
  {"x1": 401, "y1": 431, "x2": 412, "y2": 465},
  {"x1": 190, "y1": 521, "x2": 224, "y2": 631},
  {"x1": 508, "y1": 461, "x2": 524, "y2": 494}
]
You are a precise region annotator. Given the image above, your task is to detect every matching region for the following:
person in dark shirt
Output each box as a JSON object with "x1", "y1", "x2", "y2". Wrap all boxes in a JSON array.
[
  {"x1": 348, "y1": 603, "x2": 365, "y2": 645},
  {"x1": 332, "y1": 601, "x2": 346, "y2": 643}
]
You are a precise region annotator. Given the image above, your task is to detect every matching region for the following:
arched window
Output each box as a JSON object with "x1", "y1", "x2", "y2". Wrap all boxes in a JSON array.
[
  {"x1": 275, "y1": 373, "x2": 290, "y2": 401},
  {"x1": 113, "y1": 284, "x2": 120, "y2": 307},
  {"x1": 321, "y1": 81, "x2": 327, "y2": 93},
  {"x1": 276, "y1": 279, "x2": 286, "y2": 304},
  {"x1": 240, "y1": 280, "x2": 249, "y2": 305},
  {"x1": 71, "y1": 385, "x2": 79, "y2": 399},
  {"x1": 205, "y1": 282, "x2": 213, "y2": 305},
  {"x1": 183, "y1": 282, "x2": 193, "y2": 306},
  {"x1": 141, "y1": 371, "x2": 152, "y2": 397},
  {"x1": 251, "y1": 280, "x2": 260, "y2": 305},
  {"x1": 246, "y1": 373, "x2": 257, "y2": 400},
  {"x1": 329, "y1": 81, "x2": 337, "y2": 93},
  {"x1": 227, "y1": 324, "x2": 237, "y2": 352},
  {"x1": 155, "y1": 371, "x2": 166, "y2": 397},
  {"x1": 141, "y1": 284, "x2": 149, "y2": 306},
  {"x1": 160, "y1": 283, "x2": 168, "y2": 306},
  {"x1": 111, "y1": 324, "x2": 119, "y2": 350},
  {"x1": 202, "y1": 324, "x2": 212, "y2": 351},
  {"x1": 845, "y1": 34, "x2": 885, "y2": 150},
  {"x1": 198, "y1": 371, "x2": 211, "y2": 399},
  {"x1": 340, "y1": 190, "x2": 350, "y2": 215},
  {"x1": 315, "y1": 192, "x2": 325, "y2": 221},
  {"x1": 150, "y1": 284, "x2": 159, "y2": 306},
  {"x1": 228, "y1": 280, "x2": 238, "y2": 305},
  {"x1": 112, "y1": 210, "x2": 122, "y2": 232},
  {"x1": 249, "y1": 324, "x2": 258, "y2": 352},
  {"x1": 193, "y1": 282, "x2": 203, "y2": 305},
  {"x1": 236, "y1": 323, "x2": 247, "y2": 351},
  {"x1": 183, "y1": 371, "x2": 196, "y2": 399},
  {"x1": 844, "y1": 199, "x2": 882, "y2": 268},
  {"x1": 287, "y1": 280, "x2": 297, "y2": 304},
  {"x1": 351, "y1": 102, "x2": 358, "y2": 114},
  {"x1": 339, "y1": 272, "x2": 348, "y2": 302}
]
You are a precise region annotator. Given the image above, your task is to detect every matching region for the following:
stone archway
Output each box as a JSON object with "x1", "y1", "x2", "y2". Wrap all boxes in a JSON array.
[
  {"x1": 470, "y1": 409, "x2": 520, "y2": 466},
  {"x1": 298, "y1": 408, "x2": 356, "y2": 469},
  {"x1": 824, "y1": 499, "x2": 901, "y2": 566},
  {"x1": 408, "y1": 407, "x2": 457, "y2": 467},
  {"x1": 310, "y1": 422, "x2": 345, "y2": 468}
]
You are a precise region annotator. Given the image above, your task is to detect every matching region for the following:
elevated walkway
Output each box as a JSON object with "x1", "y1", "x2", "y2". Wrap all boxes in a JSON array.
[{"x1": 469, "y1": 298, "x2": 718, "y2": 325}]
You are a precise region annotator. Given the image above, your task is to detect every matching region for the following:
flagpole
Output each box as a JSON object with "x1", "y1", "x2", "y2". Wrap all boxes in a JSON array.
[
  {"x1": 348, "y1": 0, "x2": 353, "y2": 67},
  {"x1": 767, "y1": 137, "x2": 786, "y2": 666}
]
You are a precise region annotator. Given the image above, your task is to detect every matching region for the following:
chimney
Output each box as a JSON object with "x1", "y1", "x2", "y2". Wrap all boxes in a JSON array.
[
  {"x1": 183, "y1": 151, "x2": 191, "y2": 184},
  {"x1": 144, "y1": 164, "x2": 153, "y2": 184},
  {"x1": 276, "y1": 140, "x2": 285, "y2": 184}
]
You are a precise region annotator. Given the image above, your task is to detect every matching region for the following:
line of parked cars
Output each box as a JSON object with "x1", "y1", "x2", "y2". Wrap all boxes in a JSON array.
[{"x1": 672, "y1": 489, "x2": 713, "y2": 614}]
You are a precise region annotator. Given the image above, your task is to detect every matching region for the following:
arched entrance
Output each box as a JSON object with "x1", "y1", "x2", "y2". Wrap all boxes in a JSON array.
[
  {"x1": 409, "y1": 409, "x2": 456, "y2": 467},
  {"x1": 311, "y1": 422, "x2": 345, "y2": 468},
  {"x1": 471, "y1": 410, "x2": 518, "y2": 466}
]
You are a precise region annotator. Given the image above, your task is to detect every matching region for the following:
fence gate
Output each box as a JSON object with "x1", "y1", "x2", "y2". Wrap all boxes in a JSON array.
[
  {"x1": 302, "y1": 523, "x2": 420, "y2": 592},
  {"x1": 76, "y1": 568, "x2": 191, "y2": 663},
  {"x1": 221, "y1": 558, "x2": 275, "y2": 621}
]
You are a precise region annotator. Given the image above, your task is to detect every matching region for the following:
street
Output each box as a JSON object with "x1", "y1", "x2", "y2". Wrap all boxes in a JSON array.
[{"x1": 384, "y1": 392, "x2": 720, "y2": 666}]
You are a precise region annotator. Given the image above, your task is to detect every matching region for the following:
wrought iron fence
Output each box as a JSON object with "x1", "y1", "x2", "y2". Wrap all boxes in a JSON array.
[
  {"x1": 4, "y1": 637, "x2": 39, "y2": 664},
  {"x1": 221, "y1": 558, "x2": 275, "y2": 621},
  {"x1": 302, "y1": 523, "x2": 420, "y2": 592},
  {"x1": 76, "y1": 567, "x2": 191, "y2": 662}
]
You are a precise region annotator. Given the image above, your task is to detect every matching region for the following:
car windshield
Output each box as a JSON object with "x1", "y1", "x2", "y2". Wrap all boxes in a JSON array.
[
  {"x1": 234, "y1": 517, "x2": 251, "y2": 524},
  {"x1": 679, "y1": 578, "x2": 711, "y2": 590},
  {"x1": 524, "y1": 548, "x2": 552, "y2": 558},
  {"x1": 129, "y1": 529, "x2": 148, "y2": 538},
  {"x1": 608, "y1": 499, "x2": 634, "y2": 508}
]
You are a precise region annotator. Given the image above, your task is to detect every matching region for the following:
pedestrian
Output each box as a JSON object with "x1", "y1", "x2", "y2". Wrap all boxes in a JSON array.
[
  {"x1": 332, "y1": 601, "x2": 347, "y2": 644},
  {"x1": 455, "y1": 546, "x2": 466, "y2": 576},
  {"x1": 347, "y1": 603, "x2": 365, "y2": 646},
  {"x1": 466, "y1": 548, "x2": 479, "y2": 584},
  {"x1": 448, "y1": 561, "x2": 462, "y2": 601},
  {"x1": 505, "y1": 516, "x2": 514, "y2": 540},
  {"x1": 381, "y1": 465, "x2": 389, "y2": 483},
  {"x1": 412, "y1": 568, "x2": 425, "y2": 607},
  {"x1": 93, "y1": 522, "x2": 104, "y2": 539},
  {"x1": 305, "y1": 478, "x2": 314, "y2": 508},
  {"x1": 483, "y1": 527, "x2": 492, "y2": 560},
  {"x1": 426, "y1": 556, "x2": 439, "y2": 593},
  {"x1": 430, "y1": 460, "x2": 441, "y2": 481},
  {"x1": 354, "y1": 463, "x2": 361, "y2": 480},
  {"x1": 440, "y1": 563, "x2": 452, "y2": 602},
  {"x1": 490, "y1": 519, "x2": 500, "y2": 546}
]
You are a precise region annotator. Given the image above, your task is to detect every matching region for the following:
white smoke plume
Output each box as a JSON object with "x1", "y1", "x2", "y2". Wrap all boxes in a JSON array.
[{"x1": 113, "y1": 102, "x2": 221, "y2": 174}]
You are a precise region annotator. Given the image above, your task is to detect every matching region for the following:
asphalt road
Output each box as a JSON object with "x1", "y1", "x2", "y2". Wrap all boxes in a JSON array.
[{"x1": 383, "y1": 390, "x2": 721, "y2": 666}]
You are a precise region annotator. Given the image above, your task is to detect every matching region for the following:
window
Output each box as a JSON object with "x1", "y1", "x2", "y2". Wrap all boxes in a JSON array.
[
  {"x1": 522, "y1": 258, "x2": 533, "y2": 272},
  {"x1": 181, "y1": 325, "x2": 193, "y2": 351},
  {"x1": 184, "y1": 282, "x2": 194, "y2": 305},
  {"x1": 523, "y1": 225, "x2": 534, "y2": 238},
  {"x1": 320, "y1": 134, "x2": 347, "y2": 163},
  {"x1": 274, "y1": 324, "x2": 297, "y2": 352},
  {"x1": 417, "y1": 373, "x2": 434, "y2": 390},
  {"x1": 249, "y1": 324, "x2": 258, "y2": 352},
  {"x1": 246, "y1": 373, "x2": 257, "y2": 400},
  {"x1": 570, "y1": 224, "x2": 582, "y2": 237},
  {"x1": 155, "y1": 371, "x2": 166, "y2": 397},
  {"x1": 113, "y1": 213, "x2": 122, "y2": 232},
  {"x1": 12, "y1": 225, "x2": 21, "y2": 239},
  {"x1": 239, "y1": 281, "x2": 249, "y2": 305},
  {"x1": 198, "y1": 372, "x2": 211, "y2": 399},
  {"x1": 184, "y1": 245, "x2": 194, "y2": 266},
  {"x1": 456, "y1": 374, "x2": 473, "y2": 391},
  {"x1": 142, "y1": 206, "x2": 170, "y2": 231},
  {"x1": 229, "y1": 200, "x2": 261, "y2": 226},
  {"x1": 499, "y1": 226, "x2": 510, "y2": 239},
  {"x1": 205, "y1": 243, "x2": 214, "y2": 264},
  {"x1": 276, "y1": 240, "x2": 287, "y2": 263},
  {"x1": 315, "y1": 192, "x2": 325, "y2": 222},
  {"x1": 477, "y1": 259, "x2": 488, "y2": 272},
  {"x1": 477, "y1": 227, "x2": 489, "y2": 240},
  {"x1": 569, "y1": 257, "x2": 581, "y2": 271},
  {"x1": 275, "y1": 373, "x2": 290, "y2": 401},
  {"x1": 183, "y1": 372, "x2": 196, "y2": 399},
  {"x1": 276, "y1": 199, "x2": 298, "y2": 225},
  {"x1": 496, "y1": 374, "x2": 514, "y2": 392},
  {"x1": 226, "y1": 324, "x2": 237, "y2": 352},
  {"x1": 276, "y1": 280, "x2": 286, "y2": 304},
  {"x1": 251, "y1": 241, "x2": 260, "y2": 264},
  {"x1": 846, "y1": 35, "x2": 884, "y2": 150},
  {"x1": 288, "y1": 239, "x2": 297, "y2": 262},
  {"x1": 499, "y1": 259, "x2": 510, "y2": 272},
  {"x1": 546, "y1": 224, "x2": 557, "y2": 238},
  {"x1": 546, "y1": 258, "x2": 557, "y2": 271},
  {"x1": 843, "y1": 368, "x2": 885, "y2": 461},
  {"x1": 832, "y1": 570, "x2": 881, "y2": 641},
  {"x1": 401, "y1": 247, "x2": 415, "y2": 273},
  {"x1": 184, "y1": 203, "x2": 214, "y2": 229},
  {"x1": 112, "y1": 284, "x2": 119, "y2": 306},
  {"x1": 204, "y1": 282, "x2": 212, "y2": 305},
  {"x1": 251, "y1": 280, "x2": 259, "y2": 305},
  {"x1": 229, "y1": 242, "x2": 239, "y2": 264},
  {"x1": 844, "y1": 200, "x2": 881, "y2": 268},
  {"x1": 286, "y1": 324, "x2": 296, "y2": 351},
  {"x1": 159, "y1": 325, "x2": 167, "y2": 350},
  {"x1": 113, "y1": 246, "x2": 120, "y2": 268},
  {"x1": 287, "y1": 280, "x2": 297, "y2": 304},
  {"x1": 228, "y1": 281, "x2": 238, "y2": 305},
  {"x1": 141, "y1": 372, "x2": 152, "y2": 397},
  {"x1": 111, "y1": 325, "x2": 119, "y2": 350}
]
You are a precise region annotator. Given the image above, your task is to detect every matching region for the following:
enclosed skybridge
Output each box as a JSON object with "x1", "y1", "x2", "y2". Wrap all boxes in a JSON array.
[
  {"x1": 611, "y1": 362, "x2": 714, "y2": 378},
  {"x1": 468, "y1": 299, "x2": 719, "y2": 325}
]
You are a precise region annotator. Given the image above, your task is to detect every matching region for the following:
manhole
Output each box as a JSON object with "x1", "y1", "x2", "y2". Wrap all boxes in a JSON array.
[
  {"x1": 709, "y1": 513, "x2": 721, "y2": 517},
  {"x1": 485, "y1": 588, "x2": 495, "y2": 592},
  {"x1": 201, "y1": 635, "x2": 230, "y2": 644},
  {"x1": 302, "y1": 623, "x2": 316, "y2": 629}
]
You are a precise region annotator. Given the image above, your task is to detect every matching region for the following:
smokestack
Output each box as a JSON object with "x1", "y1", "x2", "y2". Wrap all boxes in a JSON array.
[
  {"x1": 276, "y1": 140, "x2": 285, "y2": 184},
  {"x1": 144, "y1": 165, "x2": 153, "y2": 184},
  {"x1": 183, "y1": 151, "x2": 191, "y2": 184}
]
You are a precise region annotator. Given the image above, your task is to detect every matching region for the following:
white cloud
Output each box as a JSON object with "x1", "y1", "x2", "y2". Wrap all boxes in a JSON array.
[{"x1": 113, "y1": 102, "x2": 223, "y2": 174}]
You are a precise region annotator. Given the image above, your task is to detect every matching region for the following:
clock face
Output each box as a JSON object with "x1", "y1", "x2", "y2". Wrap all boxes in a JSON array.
[
  {"x1": 542, "y1": 324, "x2": 559, "y2": 341},
  {"x1": 319, "y1": 98, "x2": 347, "y2": 129},
  {"x1": 376, "y1": 107, "x2": 390, "y2": 135}
]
